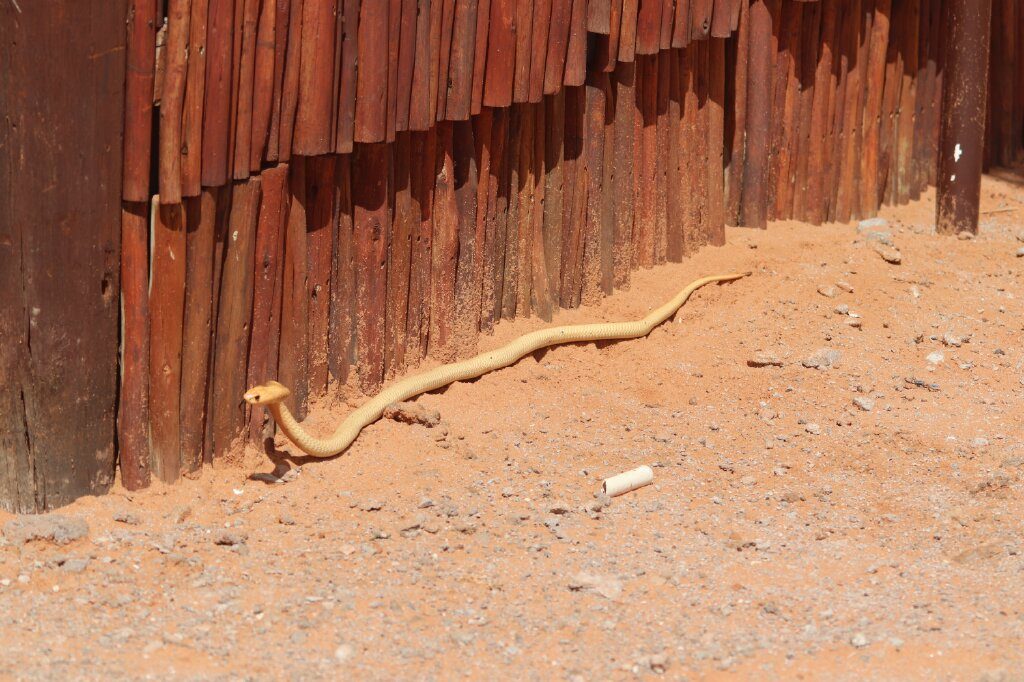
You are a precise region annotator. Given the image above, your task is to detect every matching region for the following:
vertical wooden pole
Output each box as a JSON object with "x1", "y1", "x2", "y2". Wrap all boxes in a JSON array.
[
  {"x1": 937, "y1": 0, "x2": 993, "y2": 235},
  {"x1": 740, "y1": 0, "x2": 772, "y2": 229}
]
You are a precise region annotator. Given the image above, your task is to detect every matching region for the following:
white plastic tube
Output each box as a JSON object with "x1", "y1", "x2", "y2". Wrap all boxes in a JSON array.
[{"x1": 602, "y1": 465, "x2": 654, "y2": 497}]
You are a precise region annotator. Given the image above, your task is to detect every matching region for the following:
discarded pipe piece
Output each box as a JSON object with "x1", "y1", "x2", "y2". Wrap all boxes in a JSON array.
[{"x1": 602, "y1": 465, "x2": 654, "y2": 497}]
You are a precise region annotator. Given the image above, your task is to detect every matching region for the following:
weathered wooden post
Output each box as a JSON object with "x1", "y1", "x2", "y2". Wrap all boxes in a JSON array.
[
  {"x1": 936, "y1": 0, "x2": 994, "y2": 235},
  {"x1": 1, "y1": 1, "x2": 127, "y2": 511},
  {"x1": 740, "y1": 0, "x2": 773, "y2": 229}
]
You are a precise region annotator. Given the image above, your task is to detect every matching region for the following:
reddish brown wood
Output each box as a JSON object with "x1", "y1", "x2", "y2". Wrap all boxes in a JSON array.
[
  {"x1": 119, "y1": 203, "x2": 152, "y2": 489},
  {"x1": 150, "y1": 201, "x2": 187, "y2": 481},
  {"x1": 514, "y1": 105, "x2": 537, "y2": 316},
  {"x1": 353, "y1": 143, "x2": 391, "y2": 391},
  {"x1": 277, "y1": 0, "x2": 305, "y2": 160},
  {"x1": 589, "y1": 0, "x2": 612, "y2": 33},
  {"x1": 667, "y1": 48, "x2": 685, "y2": 257},
  {"x1": 502, "y1": 107, "x2": 522, "y2": 317},
  {"x1": 355, "y1": 1, "x2": 389, "y2": 142},
  {"x1": 386, "y1": 133, "x2": 415, "y2": 377},
  {"x1": 210, "y1": 177, "x2": 261, "y2": 458},
  {"x1": 711, "y1": 0, "x2": 738, "y2": 37},
  {"x1": 690, "y1": 0, "x2": 712, "y2": 41},
  {"x1": 605, "y1": 0, "x2": 625, "y2": 69},
  {"x1": 329, "y1": 155, "x2": 357, "y2": 383},
  {"x1": 672, "y1": 0, "x2": 692, "y2": 48},
  {"x1": 740, "y1": 0, "x2": 771, "y2": 228},
  {"x1": 528, "y1": 0, "x2": 553, "y2": 102},
  {"x1": 428, "y1": 0, "x2": 444, "y2": 119},
  {"x1": 654, "y1": 50, "x2": 669, "y2": 263},
  {"x1": 291, "y1": 0, "x2": 336, "y2": 154},
  {"x1": 387, "y1": 0, "x2": 403, "y2": 139},
  {"x1": 201, "y1": 0, "x2": 234, "y2": 185},
  {"x1": 180, "y1": 190, "x2": 218, "y2": 471},
  {"x1": 480, "y1": 108, "x2": 510, "y2": 332},
  {"x1": 529, "y1": 103, "x2": 554, "y2": 319},
  {"x1": 807, "y1": 0, "x2": 838, "y2": 224},
  {"x1": 429, "y1": 123, "x2": 460, "y2": 356},
  {"x1": 707, "y1": 38, "x2": 726, "y2": 245},
  {"x1": 246, "y1": 166, "x2": 288, "y2": 442},
  {"x1": 409, "y1": 0, "x2": 435, "y2": 129},
  {"x1": 397, "y1": 0, "x2": 420, "y2": 130},
  {"x1": 611, "y1": 61, "x2": 636, "y2": 285},
  {"x1": 182, "y1": 0, "x2": 209, "y2": 197},
  {"x1": 159, "y1": 0, "x2": 191, "y2": 204},
  {"x1": 471, "y1": 0, "x2": 492, "y2": 113},
  {"x1": 545, "y1": 0, "x2": 574, "y2": 93},
  {"x1": 306, "y1": 156, "x2": 337, "y2": 395},
  {"x1": 618, "y1": 0, "x2": 639, "y2": 61},
  {"x1": 659, "y1": 0, "x2": 675, "y2": 48},
  {"x1": 635, "y1": 56, "x2": 657, "y2": 268},
  {"x1": 582, "y1": 70, "x2": 609, "y2": 303},
  {"x1": 265, "y1": 0, "x2": 291, "y2": 162},
  {"x1": 538, "y1": 98, "x2": 563, "y2": 319},
  {"x1": 124, "y1": 0, "x2": 158, "y2": 201},
  {"x1": 1, "y1": 1, "x2": 126, "y2": 508},
  {"x1": 434, "y1": 0, "x2": 455, "y2": 118},
  {"x1": 724, "y1": 0, "x2": 748, "y2": 225},
  {"x1": 407, "y1": 128, "x2": 438, "y2": 359},
  {"x1": 231, "y1": 0, "x2": 260, "y2": 179},
  {"x1": 791, "y1": 0, "x2": 821, "y2": 222},
  {"x1": 636, "y1": 0, "x2": 663, "y2": 54},
  {"x1": 773, "y1": 1, "x2": 802, "y2": 220},
  {"x1": 513, "y1": 0, "x2": 535, "y2": 101},
  {"x1": 452, "y1": 119, "x2": 484, "y2": 346},
  {"x1": 334, "y1": 0, "x2": 359, "y2": 151},
  {"x1": 895, "y1": 0, "x2": 920, "y2": 204},
  {"x1": 278, "y1": 156, "x2": 309, "y2": 418},
  {"x1": 249, "y1": 0, "x2": 276, "y2": 169},
  {"x1": 560, "y1": 91, "x2": 586, "y2": 307},
  {"x1": 564, "y1": 0, "x2": 589, "y2": 86},
  {"x1": 447, "y1": 0, "x2": 480, "y2": 119}
]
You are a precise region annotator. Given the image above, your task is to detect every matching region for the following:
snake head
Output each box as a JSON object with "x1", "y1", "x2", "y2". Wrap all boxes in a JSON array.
[{"x1": 243, "y1": 381, "x2": 291, "y2": 406}]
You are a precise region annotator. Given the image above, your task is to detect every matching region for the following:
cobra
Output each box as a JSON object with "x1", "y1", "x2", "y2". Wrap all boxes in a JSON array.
[{"x1": 245, "y1": 272, "x2": 750, "y2": 458}]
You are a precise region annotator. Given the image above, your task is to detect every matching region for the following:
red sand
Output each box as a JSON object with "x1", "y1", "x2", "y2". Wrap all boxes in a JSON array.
[{"x1": 1, "y1": 174, "x2": 1022, "y2": 679}]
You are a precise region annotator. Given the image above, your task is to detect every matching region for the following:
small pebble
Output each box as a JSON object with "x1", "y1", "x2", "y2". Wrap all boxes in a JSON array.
[
  {"x1": 853, "y1": 396, "x2": 875, "y2": 412},
  {"x1": 850, "y1": 633, "x2": 869, "y2": 648}
]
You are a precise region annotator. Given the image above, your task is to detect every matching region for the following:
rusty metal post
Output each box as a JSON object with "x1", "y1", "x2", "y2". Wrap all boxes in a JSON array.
[{"x1": 936, "y1": 0, "x2": 993, "y2": 235}]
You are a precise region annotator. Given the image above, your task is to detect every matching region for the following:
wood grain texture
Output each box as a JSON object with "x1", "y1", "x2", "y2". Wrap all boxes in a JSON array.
[
  {"x1": 353, "y1": 143, "x2": 391, "y2": 391},
  {"x1": 181, "y1": 190, "x2": 218, "y2": 471},
  {"x1": 246, "y1": 168, "x2": 288, "y2": 443},
  {"x1": 150, "y1": 202, "x2": 187, "y2": 481},
  {"x1": 210, "y1": 178, "x2": 261, "y2": 458},
  {"x1": 355, "y1": 1, "x2": 390, "y2": 142},
  {"x1": 0, "y1": 0, "x2": 125, "y2": 510}
]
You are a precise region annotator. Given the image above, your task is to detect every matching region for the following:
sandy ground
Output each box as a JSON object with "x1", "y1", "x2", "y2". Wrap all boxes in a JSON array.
[{"x1": 2, "y1": 174, "x2": 1023, "y2": 681}]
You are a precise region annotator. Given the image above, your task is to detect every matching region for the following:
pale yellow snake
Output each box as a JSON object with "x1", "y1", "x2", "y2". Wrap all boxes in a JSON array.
[{"x1": 244, "y1": 272, "x2": 750, "y2": 458}]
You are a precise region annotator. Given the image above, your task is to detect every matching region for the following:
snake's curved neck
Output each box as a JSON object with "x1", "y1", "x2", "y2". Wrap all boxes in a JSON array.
[{"x1": 268, "y1": 402, "x2": 328, "y2": 455}]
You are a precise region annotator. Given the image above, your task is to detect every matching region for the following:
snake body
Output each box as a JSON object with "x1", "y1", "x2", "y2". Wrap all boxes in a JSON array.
[{"x1": 245, "y1": 272, "x2": 750, "y2": 458}]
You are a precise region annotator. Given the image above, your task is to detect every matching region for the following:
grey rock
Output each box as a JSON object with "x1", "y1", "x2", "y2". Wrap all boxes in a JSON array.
[
  {"x1": 857, "y1": 217, "x2": 889, "y2": 232},
  {"x1": 1016, "y1": 246, "x2": 1024, "y2": 258},
  {"x1": 568, "y1": 572, "x2": 623, "y2": 600},
  {"x1": 872, "y1": 242, "x2": 903, "y2": 264},
  {"x1": 113, "y1": 512, "x2": 141, "y2": 526},
  {"x1": 853, "y1": 396, "x2": 875, "y2": 412},
  {"x1": 817, "y1": 285, "x2": 838, "y2": 299},
  {"x1": 802, "y1": 348, "x2": 842, "y2": 369},
  {"x1": 2, "y1": 514, "x2": 89, "y2": 546}
]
